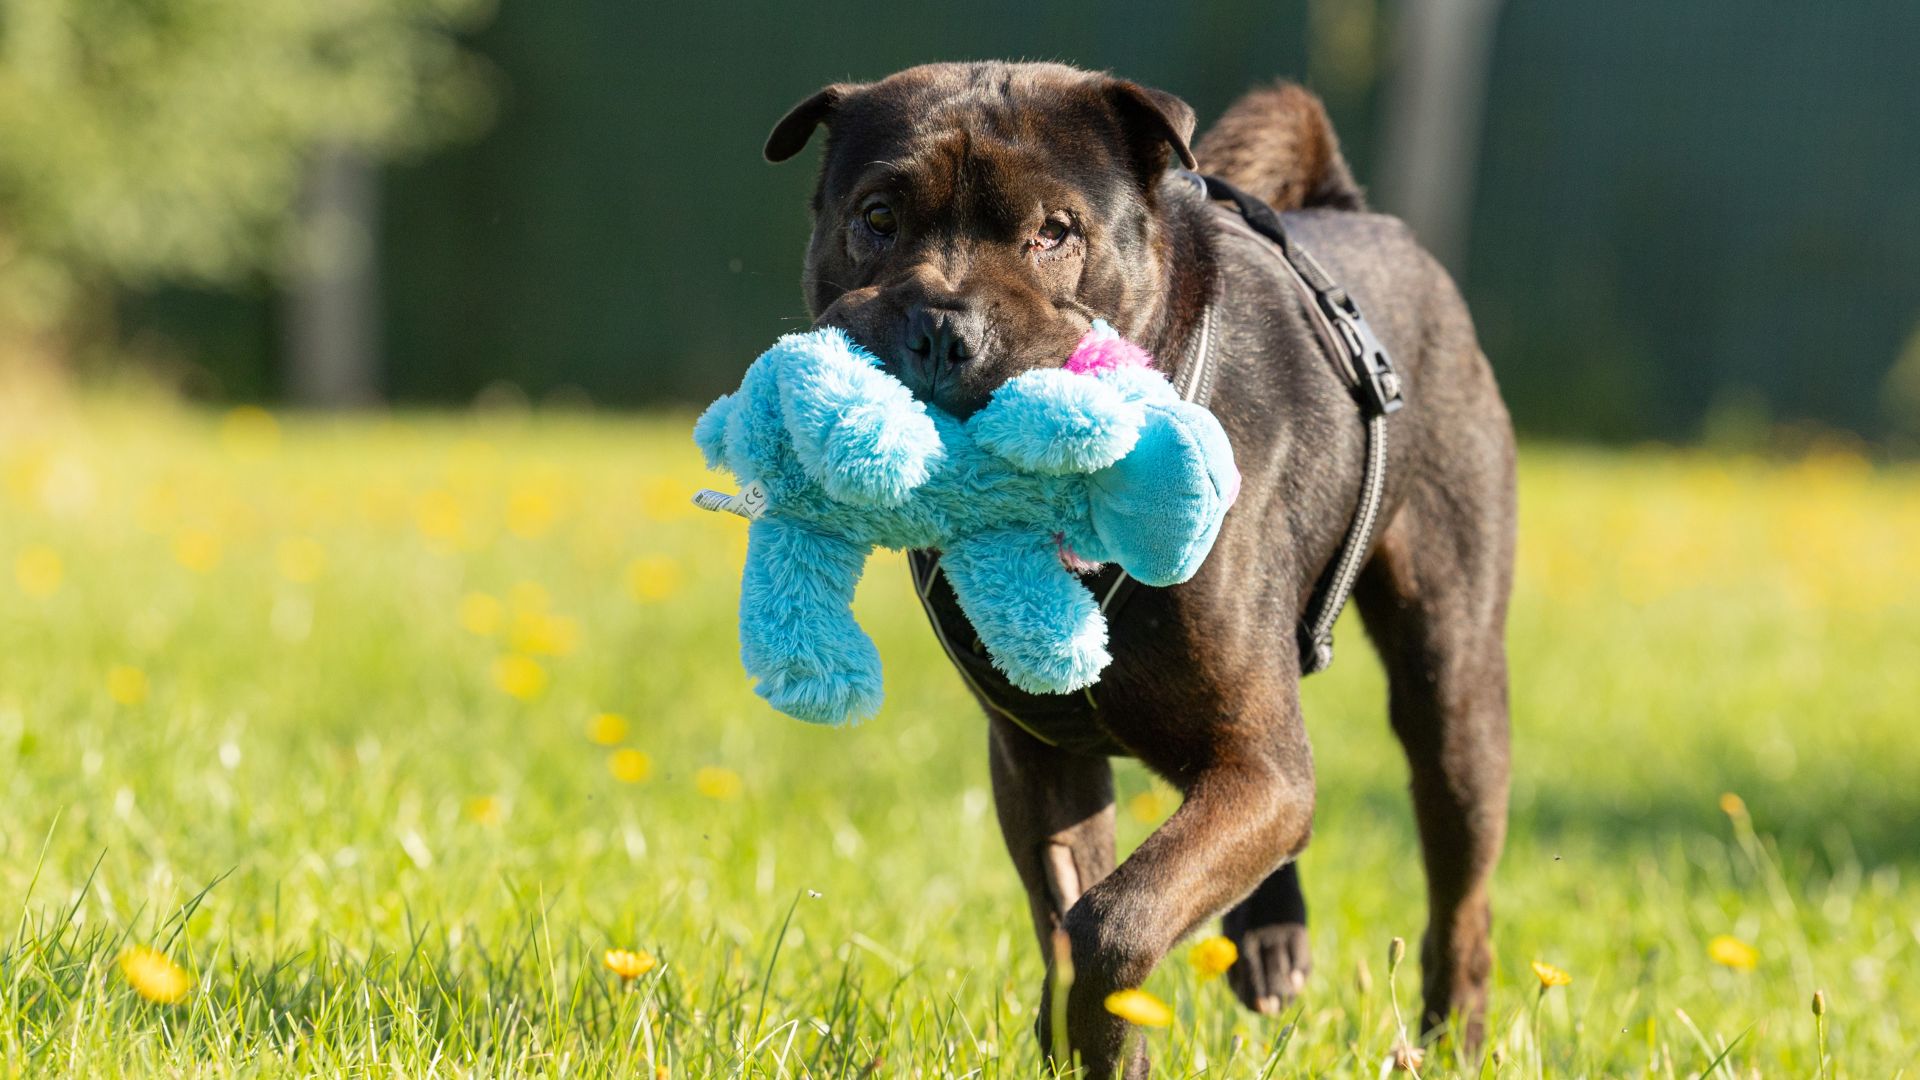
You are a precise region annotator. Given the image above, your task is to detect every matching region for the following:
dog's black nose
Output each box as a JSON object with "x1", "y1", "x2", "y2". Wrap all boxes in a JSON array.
[{"x1": 904, "y1": 304, "x2": 983, "y2": 366}]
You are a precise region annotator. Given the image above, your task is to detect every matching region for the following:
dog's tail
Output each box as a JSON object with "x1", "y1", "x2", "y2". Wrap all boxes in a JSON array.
[{"x1": 1193, "y1": 82, "x2": 1365, "y2": 213}]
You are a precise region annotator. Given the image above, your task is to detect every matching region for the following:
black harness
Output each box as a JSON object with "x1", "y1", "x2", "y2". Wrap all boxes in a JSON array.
[{"x1": 909, "y1": 172, "x2": 1405, "y2": 748}]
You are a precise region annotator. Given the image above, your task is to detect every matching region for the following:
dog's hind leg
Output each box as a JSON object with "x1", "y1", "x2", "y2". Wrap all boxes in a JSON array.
[
  {"x1": 1222, "y1": 861, "x2": 1310, "y2": 1015},
  {"x1": 1354, "y1": 464, "x2": 1516, "y2": 1049},
  {"x1": 985, "y1": 715, "x2": 1116, "y2": 1067}
]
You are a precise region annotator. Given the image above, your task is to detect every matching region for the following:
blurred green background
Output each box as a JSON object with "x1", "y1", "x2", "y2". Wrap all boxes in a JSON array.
[
  {"x1": 5, "y1": 5, "x2": 1920, "y2": 1074},
  {"x1": 4, "y1": 1, "x2": 1917, "y2": 445}
]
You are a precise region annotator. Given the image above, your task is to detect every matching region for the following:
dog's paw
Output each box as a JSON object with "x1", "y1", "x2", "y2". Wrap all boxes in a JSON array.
[{"x1": 1226, "y1": 922, "x2": 1311, "y2": 1016}]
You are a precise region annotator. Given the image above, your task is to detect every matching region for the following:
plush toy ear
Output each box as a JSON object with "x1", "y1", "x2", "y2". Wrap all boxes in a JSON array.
[
  {"x1": 969, "y1": 369, "x2": 1145, "y2": 475},
  {"x1": 771, "y1": 328, "x2": 944, "y2": 505},
  {"x1": 1088, "y1": 401, "x2": 1238, "y2": 587}
]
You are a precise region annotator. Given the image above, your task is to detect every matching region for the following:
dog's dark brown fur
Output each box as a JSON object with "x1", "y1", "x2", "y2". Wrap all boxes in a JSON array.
[{"x1": 766, "y1": 62, "x2": 1514, "y2": 1077}]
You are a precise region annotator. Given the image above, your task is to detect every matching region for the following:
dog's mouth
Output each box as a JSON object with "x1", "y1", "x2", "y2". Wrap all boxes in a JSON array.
[
  {"x1": 890, "y1": 351, "x2": 977, "y2": 417},
  {"x1": 815, "y1": 301, "x2": 1086, "y2": 420},
  {"x1": 816, "y1": 319, "x2": 993, "y2": 418}
]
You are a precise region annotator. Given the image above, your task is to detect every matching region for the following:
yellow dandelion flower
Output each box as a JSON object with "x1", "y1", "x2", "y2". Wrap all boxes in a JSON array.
[
  {"x1": 625, "y1": 556, "x2": 681, "y2": 602},
  {"x1": 608, "y1": 748, "x2": 653, "y2": 783},
  {"x1": 587, "y1": 712, "x2": 630, "y2": 746},
  {"x1": 275, "y1": 536, "x2": 327, "y2": 584},
  {"x1": 2, "y1": 451, "x2": 45, "y2": 505},
  {"x1": 654, "y1": 1067, "x2": 668, "y2": 1080},
  {"x1": 414, "y1": 490, "x2": 464, "y2": 544},
  {"x1": 1103, "y1": 988, "x2": 1173, "y2": 1027},
  {"x1": 694, "y1": 766, "x2": 742, "y2": 800},
  {"x1": 460, "y1": 592, "x2": 504, "y2": 636},
  {"x1": 1127, "y1": 788, "x2": 1171, "y2": 824},
  {"x1": 465, "y1": 796, "x2": 505, "y2": 826},
  {"x1": 14, "y1": 545, "x2": 62, "y2": 598},
  {"x1": 1718, "y1": 792, "x2": 1747, "y2": 820},
  {"x1": 106, "y1": 665, "x2": 150, "y2": 706},
  {"x1": 510, "y1": 609, "x2": 581, "y2": 656},
  {"x1": 1530, "y1": 960, "x2": 1572, "y2": 988},
  {"x1": 492, "y1": 654, "x2": 548, "y2": 700},
  {"x1": 173, "y1": 528, "x2": 223, "y2": 574},
  {"x1": 1188, "y1": 935, "x2": 1238, "y2": 980},
  {"x1": 506, "y1": 485, "x2": 559, "y2": 538},
  {"x1": 603, "y1": 948, "x2": 657, "y2": 980},
  {"x1": 1707, "y1": 934, "x2": 1759, "y2": 972},
  {"x1": 118, "y1": 946, "x2": 192, "y2": 1003},
  {"x1": 217, "y1": 406, "x2": 280, "y2": 459}
]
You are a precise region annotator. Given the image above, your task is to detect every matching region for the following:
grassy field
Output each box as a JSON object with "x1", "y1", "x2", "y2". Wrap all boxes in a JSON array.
[{"x1": 2, "y1": 398, "x2": 1916, "y2": 1077}]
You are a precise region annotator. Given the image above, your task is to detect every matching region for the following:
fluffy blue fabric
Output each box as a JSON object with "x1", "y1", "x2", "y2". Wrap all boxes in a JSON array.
[
  {"x1": 696, "y1": 323, "x2": 1238, "y2": 724},
  {"x1": 968, "y1": 371, "x2": 1142, "y2": 474}
]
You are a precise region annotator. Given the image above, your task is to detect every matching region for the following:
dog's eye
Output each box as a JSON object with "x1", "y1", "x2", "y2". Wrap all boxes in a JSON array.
[
  {"x1": 862, "y1": 203, "x2": 897, "y2": 237},
  {"x1": 1032, "y1": 213, "x2": 1072, "y2": 251}
]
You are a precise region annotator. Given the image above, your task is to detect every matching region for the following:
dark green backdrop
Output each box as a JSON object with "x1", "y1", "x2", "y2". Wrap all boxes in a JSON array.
[
  {"x1": 380, "y1": 1, "x2": 1336, "y2": 406},
  {"x1": 143, "y1": 2, "x2": 1920, "y2": 444}
]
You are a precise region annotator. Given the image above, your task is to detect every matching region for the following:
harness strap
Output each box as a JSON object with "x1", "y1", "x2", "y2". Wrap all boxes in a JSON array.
[
  {"x1": 1199, "y1": 174, "x2": 1407, "y2": 419},
  {"x1": 1193, "y1": 173, "x2": 1406, "y2": 673},
  {"x1": 1170, "y1": 303, "x2": 1218, "y2": 407}
]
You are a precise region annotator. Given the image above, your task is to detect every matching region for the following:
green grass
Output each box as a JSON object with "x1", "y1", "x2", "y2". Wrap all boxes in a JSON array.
[{"x1": 2, "y1": 402, "x2": 1916, "y2": 1076}]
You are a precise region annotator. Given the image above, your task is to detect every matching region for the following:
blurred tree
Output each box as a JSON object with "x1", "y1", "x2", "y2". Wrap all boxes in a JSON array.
[
  {"x1": 1374, "y1": 0, "x2": 1502, "y2": 275},
  {"x1": 0, "y1": 0, "x2": 494, "y2": 372}
]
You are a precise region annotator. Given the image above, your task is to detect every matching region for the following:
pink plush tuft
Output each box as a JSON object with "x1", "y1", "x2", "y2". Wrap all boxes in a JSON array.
[
  {"x1": 1064, "y1": 329, "x2": 1154, "y2": 375},
  {"x1": 1053, "y1": 532, "x2": 1102, "y2": 574}
]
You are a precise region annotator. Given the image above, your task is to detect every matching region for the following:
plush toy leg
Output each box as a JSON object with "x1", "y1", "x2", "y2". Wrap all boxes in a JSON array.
[
  {"x1": 738, "y1": 517, "x2": 883, "y2": 724},
  {"x1": 939, "y1": 529, "x2": 1111, "y2": 695}
]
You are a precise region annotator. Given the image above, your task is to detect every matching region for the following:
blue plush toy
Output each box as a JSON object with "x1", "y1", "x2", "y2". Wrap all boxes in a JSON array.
[{"x1": 693, "y1": 322, "x2": 1238, "y2": 724}]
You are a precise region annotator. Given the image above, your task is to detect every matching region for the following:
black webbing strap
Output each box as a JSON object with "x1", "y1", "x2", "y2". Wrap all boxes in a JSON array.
[
  {"x1": 1190, "y1": 172, "x2": 1406, "y2": 674},
  {"x1": 1197, "y1": 174, "x2": 1407, "y2": 419}
]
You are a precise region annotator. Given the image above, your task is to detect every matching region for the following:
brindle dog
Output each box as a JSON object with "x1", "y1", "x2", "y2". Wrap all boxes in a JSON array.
[{"x1": 765, "y1": 62, "x2": 1514, "y2": 1077}]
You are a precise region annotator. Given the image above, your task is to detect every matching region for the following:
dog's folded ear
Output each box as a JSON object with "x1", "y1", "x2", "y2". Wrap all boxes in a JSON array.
[
  {"x1": 1105, "y1": 79, "x2": 1199, "y2": 177},
  {"x1": 765, "y1": 83, "x2": 866, "y2": 162}
]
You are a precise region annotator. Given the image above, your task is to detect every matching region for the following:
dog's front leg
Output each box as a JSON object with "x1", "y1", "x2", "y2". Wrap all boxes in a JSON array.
[
  {"x1": 985, "y1": 714, "x2": 1115, "y2": 1070},
  {"x1": 1064, "y1": 680, "x2": 1315, "y2": 1079}
]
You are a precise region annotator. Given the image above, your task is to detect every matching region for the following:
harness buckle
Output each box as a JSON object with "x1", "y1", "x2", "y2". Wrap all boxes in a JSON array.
[
  {"x1": 1320, "y1": 293, "x2": 1405, "y2": 417},
  {"x1": 1300, "y1": 626, "x2": 1335, "y2": 675}
]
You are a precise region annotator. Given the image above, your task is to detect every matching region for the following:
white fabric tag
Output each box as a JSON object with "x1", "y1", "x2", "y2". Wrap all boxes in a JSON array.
[{"x1": 691, "y1": 478, "x2": 769, "y2": 520}]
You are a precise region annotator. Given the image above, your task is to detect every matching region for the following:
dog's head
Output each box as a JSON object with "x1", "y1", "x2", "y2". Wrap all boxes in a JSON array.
[{"x1": 766, "y1": 62, "x2": 1195, "y2": 417}]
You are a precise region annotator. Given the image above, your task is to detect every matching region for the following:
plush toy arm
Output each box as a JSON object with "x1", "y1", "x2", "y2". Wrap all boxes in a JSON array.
[
  {"x1": 968, "y1": 369, "x2": 1145, "y2": 474},
  {"x1": 1088, "y1": 401, "x2": 1240, "y2": 587},
  {"x1": 771, "y1": 329, "x2": 943, "y2": 506},
  {"x1": 693, "y1": 392, "x2": 734, "y2": 470},
  {"x1": 738, "y1": 517, "x2": 883, "y2": 724},
  {"x1": 938, "y1": 529, "x2": 1111, "y2": 694}
]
